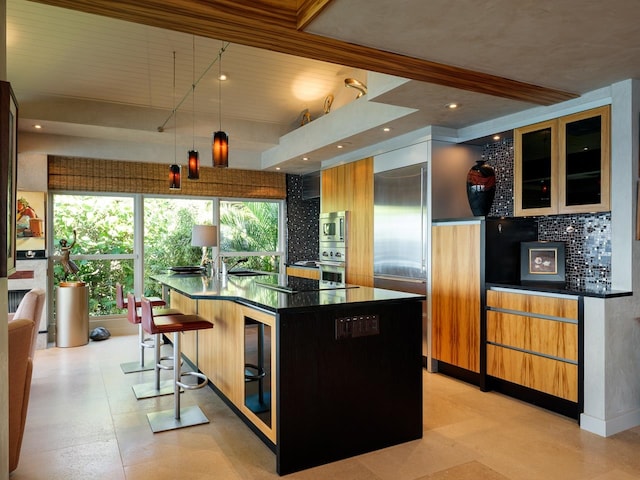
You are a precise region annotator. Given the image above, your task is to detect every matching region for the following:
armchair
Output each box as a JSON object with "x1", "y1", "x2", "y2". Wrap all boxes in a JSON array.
[
  {"x1": 8, "y1": 288, "x2": 46, "y2": 359},
  {"x1": 8, "y1": 319, "x2": 35, "y2": 472}
]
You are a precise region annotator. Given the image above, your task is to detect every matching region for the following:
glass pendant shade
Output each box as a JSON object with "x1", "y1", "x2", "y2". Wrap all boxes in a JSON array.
[
  {"x1": 169, "y1": 164, "x2": 181, "y2": 189},
  {"x1": 212, "y1": 131, "x2": 229, "y2": 168},
  {"x1": 188, "y1": 150, "x2": 199, "y2": 179}
]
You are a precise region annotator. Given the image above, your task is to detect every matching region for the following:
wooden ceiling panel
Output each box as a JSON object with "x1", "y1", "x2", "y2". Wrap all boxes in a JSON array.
[{"x1": 28, "y1": 0, "x2": 578, "y2": 105}]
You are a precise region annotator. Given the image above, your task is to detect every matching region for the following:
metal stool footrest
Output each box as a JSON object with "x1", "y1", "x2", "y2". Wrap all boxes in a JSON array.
[
  {"x1": 176, "y1": 371, "x2": 208, "y2": 391},
  {"x1": 244, "y1": 363, "x2": 266, "y2": 381},
  {"x1": 157, "y1": 355, "x2": 175, "y2": 371}
]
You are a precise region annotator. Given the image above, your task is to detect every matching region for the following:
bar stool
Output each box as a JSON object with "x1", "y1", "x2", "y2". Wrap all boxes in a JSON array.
[
  {"x1": 116, "y1": 283, "x2": 166, "y2": 374},
  {"x1": 127, "y1": 293, "x2": 185, "y2": 400},
  {"x1": 139, "y1": 296, "x2": 214, "y2": 433}
]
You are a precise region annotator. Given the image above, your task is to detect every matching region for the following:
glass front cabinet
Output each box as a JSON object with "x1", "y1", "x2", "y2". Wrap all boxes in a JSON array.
[{"x1": 514, "y1": 106, "x2": 610, "y2": 216}]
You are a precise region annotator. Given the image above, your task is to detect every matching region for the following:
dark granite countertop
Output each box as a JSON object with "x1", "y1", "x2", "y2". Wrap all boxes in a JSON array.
[
  {"x1": 486, "y1": 282, "x2": 632, "y2": 299},
  {"x1": 151, "y1": 273, "x2": 424, "y2": 313}
]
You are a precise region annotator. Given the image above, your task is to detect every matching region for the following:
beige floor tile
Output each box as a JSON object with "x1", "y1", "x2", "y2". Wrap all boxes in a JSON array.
[
  {"x1": 419, "y1": 460, "x2": 510, "y2": 480},
  {"x1": 11, "y1": 334, "x2": 640, "y2": 480}
]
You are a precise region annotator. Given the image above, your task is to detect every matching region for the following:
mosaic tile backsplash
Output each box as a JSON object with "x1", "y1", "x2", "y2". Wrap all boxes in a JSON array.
[
  {"x1": 480, "y1": 138, "x2": 612, "y2": 291},
  {"x1": 286, "y1": 175, "x2": 320, "y2": 263}
]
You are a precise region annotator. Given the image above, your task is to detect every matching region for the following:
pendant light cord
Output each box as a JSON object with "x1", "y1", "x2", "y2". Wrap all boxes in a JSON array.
[
  {"x1": 218, "y1": 46, "x2": 222, "y2": 131},
  {"x1": 173, "y1": 50, "x2": 176, "y2": 162},
  {"x1": 192, "y1": 36, "x2": 196, "y2": 150},
  {"x1": 158, "y1": 42, "x2": 229, "y2": 132}
]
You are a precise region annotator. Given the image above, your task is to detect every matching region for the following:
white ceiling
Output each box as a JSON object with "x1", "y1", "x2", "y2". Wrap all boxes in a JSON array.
[{"x1": 6, "y1": 0, "x2": 640, "y2": 174}]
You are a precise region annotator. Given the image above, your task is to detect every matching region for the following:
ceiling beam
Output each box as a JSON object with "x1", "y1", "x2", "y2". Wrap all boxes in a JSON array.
[
  {"x1": 297, "y1": 0, "x2": 334, "y2": 30},
  {"x1": 28, "y1": 0, "x2": 578, "y2": 105}
]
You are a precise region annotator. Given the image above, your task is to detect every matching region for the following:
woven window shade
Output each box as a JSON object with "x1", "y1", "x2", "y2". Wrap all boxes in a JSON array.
[{"x1": 48, "y1": 156, "x2": 286, "y2": 199}]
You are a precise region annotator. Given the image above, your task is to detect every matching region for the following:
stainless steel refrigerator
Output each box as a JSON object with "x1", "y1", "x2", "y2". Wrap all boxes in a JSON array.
[{"x1": 373, "y1": 163, "x2": 428, "y2": 295}]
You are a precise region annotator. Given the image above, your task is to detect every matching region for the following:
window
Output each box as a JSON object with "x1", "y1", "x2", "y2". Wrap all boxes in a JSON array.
[
  {"x1": 51, "y1": 194, "x2": 284, "y2": 317},
  {"x1": 143, "y1": 197, "x2": 213, "y2": 296},
  {"x1": 52, "y1": 194, "x2": 135, "y2": 315},
  {"x1": 219, "y1": 200, "x2": 282, "y2": 273}
]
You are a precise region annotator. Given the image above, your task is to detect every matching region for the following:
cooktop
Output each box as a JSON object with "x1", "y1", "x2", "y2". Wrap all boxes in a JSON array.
[{"x1": 255, "y1": 276, "x2": 358, "y2": 293}]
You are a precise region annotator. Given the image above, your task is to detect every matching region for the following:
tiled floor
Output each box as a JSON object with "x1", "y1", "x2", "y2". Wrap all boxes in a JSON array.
[{"x1": 10, "y1": 334, "x2": 640, "y2": 479}]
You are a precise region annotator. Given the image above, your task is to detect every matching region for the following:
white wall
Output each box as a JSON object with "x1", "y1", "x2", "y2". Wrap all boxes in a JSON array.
[{"x1": 580, "y1": 79, "x2": 640, "y2": 436}]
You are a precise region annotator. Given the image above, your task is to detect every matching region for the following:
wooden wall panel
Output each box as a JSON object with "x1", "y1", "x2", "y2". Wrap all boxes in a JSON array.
[
  {"x1": 431, "y1": 223, "x2": 481, "y2": 372},
  {"x1": 320, "y1": 158, "x2": 374, "y2": 287}
]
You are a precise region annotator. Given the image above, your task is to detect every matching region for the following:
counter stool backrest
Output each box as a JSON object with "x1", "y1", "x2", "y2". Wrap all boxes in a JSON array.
[
  {"x1": 139, "y1": 295, "x2": 157, "y2": 335},
  {"x1": 126, "y1": 292, "x2": 140, "y2": 325},
  {"x1": 116, "y1": 283, "x2": 127, "y2": 309}
]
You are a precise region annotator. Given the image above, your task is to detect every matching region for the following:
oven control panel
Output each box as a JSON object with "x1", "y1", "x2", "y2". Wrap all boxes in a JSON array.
[{"x1": 335, "y1": 314, "x2": 380, "y2": 340}]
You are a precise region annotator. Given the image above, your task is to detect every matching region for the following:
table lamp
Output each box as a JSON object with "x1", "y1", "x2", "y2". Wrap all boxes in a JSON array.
[{"x1": 191, "y1": 225, "x2": 218, "y2": 272}]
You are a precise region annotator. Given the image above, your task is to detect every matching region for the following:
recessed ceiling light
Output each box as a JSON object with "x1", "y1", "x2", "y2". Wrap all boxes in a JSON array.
[
  {"x1": 337, "y1": 145, "x2": 343, "y2": 149},
  {"x1": 302, "y1": 157, "x2": 309, "y2": 161},
  {"x1": 445, "y1": 103, "x2": 459, "y2": 109},
  {"x1": 33, "y1": 124, "x2": 42, "y2": 129},
  {"x1": 383, "y1": 127, "x2": 391, "y2": 132},
  {"x1": 275, "y1": 167, "x2": 281, "y2": 170},
  {"x1": 493, "y1": 135, "x2": 500, "y2": 141},
  {"x1": 218, "y1": 73, "x2": 227, "y2": 81}
]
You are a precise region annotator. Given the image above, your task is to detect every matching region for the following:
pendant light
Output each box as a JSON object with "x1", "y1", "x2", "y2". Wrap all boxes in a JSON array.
[
  {"x1": 169, "y1": 164, "x2": 181, "y2": 189},
  {"x1": 212, "y1": 44, "x2": 228, "y2": 168},
  {"x1": 188, "y1": 36, "x2": 199, "y2": 179},
  {"x1": 169, "y1": 50, "x2": 181, "y2": 189}
]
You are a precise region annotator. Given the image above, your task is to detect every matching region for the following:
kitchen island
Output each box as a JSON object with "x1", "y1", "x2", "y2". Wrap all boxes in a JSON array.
[{"x1": 152, "y1": 273, "x2": 424, "y2": 475}]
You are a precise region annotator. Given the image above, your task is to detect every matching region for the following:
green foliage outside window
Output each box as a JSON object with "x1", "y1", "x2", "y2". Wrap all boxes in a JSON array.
[{"x1": 53, "y1": 195, "x2": 281, "y2": 316}]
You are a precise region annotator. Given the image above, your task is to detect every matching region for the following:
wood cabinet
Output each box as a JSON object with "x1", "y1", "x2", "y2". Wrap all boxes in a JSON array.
[
  {"x1": 321, "y1": 157, "x2": 374, "y2": 287},
  {"x1": 431, "y1": 221, "x2": 481, "y2": 374},
  {"x1": 285, "y1": 265, "x2": 319, "y2": 280},
  {"x1": 431, "y1": 218, "x2": 537, "y2": 383},
  {"x1": 514, "y1": 105, "x2": 610, "y2": 216},
  {"x1": 485, "y1": 288, "x2": 581, "y2": 415}
]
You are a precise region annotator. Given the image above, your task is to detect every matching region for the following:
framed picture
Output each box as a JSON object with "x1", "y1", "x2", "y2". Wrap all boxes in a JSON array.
[
  {"x1": 0, "y1": 81, "x2": 18, "y2": 277},
  {"x1": 17, "y1": 191, "x2": 46, "y2": 255},
  {"x1": 520, "y1": 241, "x2": 566, "y2": 284}
]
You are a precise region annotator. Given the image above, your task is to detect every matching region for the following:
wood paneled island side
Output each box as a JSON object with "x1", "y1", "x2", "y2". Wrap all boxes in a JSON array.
[{"x1": 152, "y1": 273, "x2": 424, "y2": 475}]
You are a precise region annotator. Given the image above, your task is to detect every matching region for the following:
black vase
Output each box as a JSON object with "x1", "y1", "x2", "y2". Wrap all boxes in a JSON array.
[{"x1": 466, "y1": 160, "x2": 496, "y2": 216}]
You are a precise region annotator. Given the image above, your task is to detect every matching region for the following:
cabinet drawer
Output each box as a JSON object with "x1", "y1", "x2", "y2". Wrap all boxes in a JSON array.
[
  {"x1": 487, "y1": 345, "x2": 578, "y2": 402},
  {"x1": 487, "y1": 310, "x2": 578, "y2": 361},
  {"x1": 486, "y1": 289, "x2": 578, "y2": 320},
  {"x1": 286, "y1": 266, "x2": 320, "y2": 280}
]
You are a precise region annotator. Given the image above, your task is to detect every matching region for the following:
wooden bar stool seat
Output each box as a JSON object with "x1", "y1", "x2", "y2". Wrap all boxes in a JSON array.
[
  {"x1": 139, "y1": 296, "x2": 214, "y2": 433},
  {"x1": 116, "y1": 283, "x2": 166, "y2": 374}
]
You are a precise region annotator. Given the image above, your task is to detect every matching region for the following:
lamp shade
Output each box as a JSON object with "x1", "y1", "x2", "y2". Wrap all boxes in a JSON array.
[
  {"x1": 212, "y1": 131, "x2": 228, "y2": 168},
  {"x1": 169, "y1": 164, "x2": 181, "y2": 189},
  {"x1": 191, "y1": 225, "x2": 217, "y2": 247},
  {"x1": 188, "y1": 150, "x2": 199, "y2": 179}
]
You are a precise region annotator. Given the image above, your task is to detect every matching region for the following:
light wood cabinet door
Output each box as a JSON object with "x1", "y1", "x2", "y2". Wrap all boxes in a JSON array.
[
  {"x1": 514, "y1": 105, "x2": 610, "y2": 216},
  {"x1": 514, "y1": 119, "x2": 559, "y2": 216},
  {"x1": 486, "y1": 289, "x2": 578, "y2": 320},
  {"x1": 431, "y1": 223, "x2": 481, "y2": 373},
  {"x1": 486, "y1": 310, "x2": 578, "y2": 361},
  {"x1": 487, "y1": 345, "x2": 578, "y2": 401}
]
